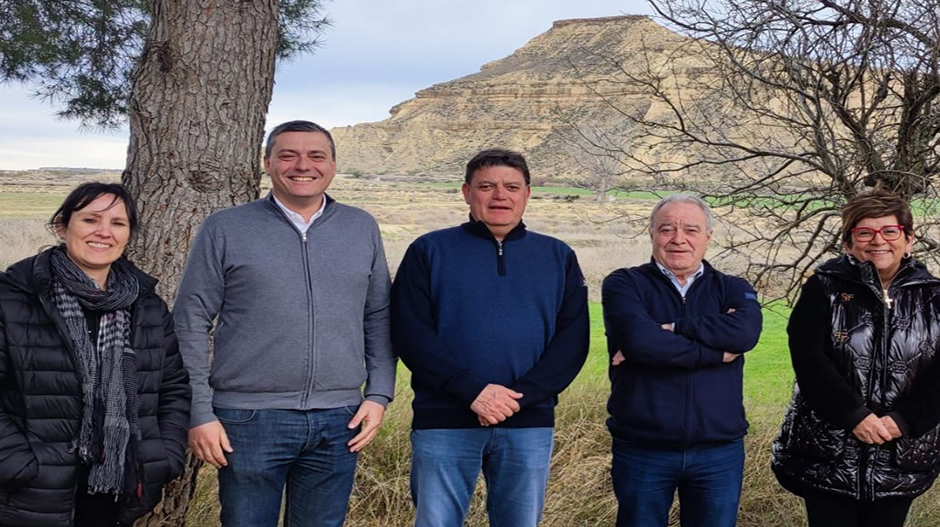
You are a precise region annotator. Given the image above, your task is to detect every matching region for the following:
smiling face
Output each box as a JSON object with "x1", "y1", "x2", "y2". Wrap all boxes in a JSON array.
[
  {"x1": 845, "y1": 214, "x2": 914, "y2": 285},
  {"x1": 650, "y1": 201, "x2": 712, "y2": 283},
  {"x1": 56, "y1": 193, "x2": 130, "y2": 288},
  {"x1": 264, "y1": 130, "x2": 337, "y2": 217},
  {"x1": 462, "y1": 165, "x2": 531, "y2": 240}
]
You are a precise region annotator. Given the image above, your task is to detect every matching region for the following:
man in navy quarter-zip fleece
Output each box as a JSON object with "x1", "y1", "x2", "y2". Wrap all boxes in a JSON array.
[
  {"x1": 391, "y1": 149, "x2": 589, "y2": 527},
  {"x1": 603, "y1": 194, "x2": 762, "y2": 527},
  {"x1": 174, "y1": 121, "x2": 396, "y2": 527}
]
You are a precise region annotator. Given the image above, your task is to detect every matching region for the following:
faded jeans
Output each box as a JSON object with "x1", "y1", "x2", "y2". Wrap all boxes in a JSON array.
[
  {"x1": 410, "y1": 427, "x2": 554, "y2": 527},
  {"x1": 215, "y1": 406, "x2": 360, "y2": 527}
]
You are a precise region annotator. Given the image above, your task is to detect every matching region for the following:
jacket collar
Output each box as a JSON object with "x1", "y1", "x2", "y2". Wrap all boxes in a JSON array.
[
  {"x1": 460, "y1": 215, "x2": 527, "y2": 242},
  {"x1": 817, "y1": 254, "x2": 940, "y2": 289},
  {"x1": 263, "y1": 191, "x2": 335, "y2": 221},
  {"x1": 643, "y1": 257, "x2": 715, "y2": 283}
]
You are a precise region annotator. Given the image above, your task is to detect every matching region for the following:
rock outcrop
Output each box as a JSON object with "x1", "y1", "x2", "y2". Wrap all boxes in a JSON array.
[{"x1": 330, "y1": 15, "x2": 710, "y2": 182}]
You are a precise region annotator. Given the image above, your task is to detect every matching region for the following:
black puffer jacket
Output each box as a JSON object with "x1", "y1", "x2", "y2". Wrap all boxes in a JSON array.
[
  {"x1": 773, "y1": 255, "x2": 940, "y2": 501},
  {"x1": 0, "y1": 248, "x2": 190, "y2": 526}
]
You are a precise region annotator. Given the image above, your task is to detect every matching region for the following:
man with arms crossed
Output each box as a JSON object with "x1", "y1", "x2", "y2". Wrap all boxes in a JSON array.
[
  {"x1": 391, "y1": 148, "x2": 590, "y2": 527},
  {"x1": 175, "y1": 120, "x2": 396, "y2": 527},
  {"x1": 603, "y1": 194, "x2": 762, "y2": 527}
]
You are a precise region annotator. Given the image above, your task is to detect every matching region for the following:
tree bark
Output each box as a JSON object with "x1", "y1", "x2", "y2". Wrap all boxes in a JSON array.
[{"x1": 123, "y1": 1, "x2": 279, "y2": 524}]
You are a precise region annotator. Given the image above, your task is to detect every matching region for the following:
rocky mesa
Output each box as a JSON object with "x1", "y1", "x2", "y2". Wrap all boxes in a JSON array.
[{"x1": 330, "y1": 15, "x2": 711, "y2": 183}]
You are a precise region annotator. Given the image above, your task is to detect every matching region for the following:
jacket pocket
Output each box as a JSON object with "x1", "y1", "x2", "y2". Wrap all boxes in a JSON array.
[
  {"x1": 786, "y1": 401, "x2": 849, "y2": 461},
  {"x1": 895, "y1": 429, "x2": 940, "y2": 471},
  {"x1": 214, "y1": 408, "x2": 257, "y2": 425},
  {"x1": 0, "y1": 447, "x2": 39, "y2": 487}
]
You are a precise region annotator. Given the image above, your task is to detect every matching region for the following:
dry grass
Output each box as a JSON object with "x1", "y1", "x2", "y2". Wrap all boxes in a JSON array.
[
  {"x1": 0, "y1": 218, "x2": 57, "y2": 270},
  {"x1": 5, "y1": 181, "x2": 940, "y2": 526},
  {"x1": 182, "y1": 378, "x2": 940, "y2": 527}
]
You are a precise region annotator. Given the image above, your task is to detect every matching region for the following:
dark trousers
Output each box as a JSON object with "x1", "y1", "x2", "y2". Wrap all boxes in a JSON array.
[
  {"x1": 803, "y1": 492, "x2": 913, "y2": 527},
  {"x1": 74, "y1": 465, "x2": 120, "y2": 527},
  {"x1": 611, "y1": 438, "x2": 745, "y2": 527}
]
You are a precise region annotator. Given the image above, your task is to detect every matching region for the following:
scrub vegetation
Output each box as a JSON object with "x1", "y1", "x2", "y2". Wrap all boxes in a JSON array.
[{"x1": 3, "y1": 178, "x2": 939, "y2": 526}]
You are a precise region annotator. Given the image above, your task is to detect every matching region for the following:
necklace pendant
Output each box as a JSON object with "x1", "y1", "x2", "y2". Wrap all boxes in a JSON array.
[{"x1": 883, "y1": 289, "x2": 894, "y2": 309}]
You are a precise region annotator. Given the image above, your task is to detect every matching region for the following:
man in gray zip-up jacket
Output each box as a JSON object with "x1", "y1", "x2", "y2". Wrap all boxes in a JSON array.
[{"x1": 174, "y1": 120, "x2": 396, "y2": 527}]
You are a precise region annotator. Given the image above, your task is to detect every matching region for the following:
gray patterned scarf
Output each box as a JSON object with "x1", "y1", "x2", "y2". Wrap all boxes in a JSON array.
[{"x1": 50, "y1": 247, "x2": 140, "y2": 495}]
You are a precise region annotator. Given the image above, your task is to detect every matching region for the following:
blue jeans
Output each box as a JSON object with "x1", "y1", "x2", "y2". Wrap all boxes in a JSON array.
[
  {"x1": 410, "y1": 427, "x2": 554, "y2": 527},
  {"x1": 216, "y1": 407, "x2": 360, "y2": 527},
  {"x1": 611, "y1": 438, "x2": 744, "y2": 527}
]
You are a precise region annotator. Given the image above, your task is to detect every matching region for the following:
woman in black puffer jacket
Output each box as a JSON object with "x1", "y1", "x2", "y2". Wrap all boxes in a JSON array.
[
  {"x1": 772, "y1": 190, "x2": 940, "y2": 527},
  {"x1": 0, "y1": 182, "x2": 190, "y2": 527}
]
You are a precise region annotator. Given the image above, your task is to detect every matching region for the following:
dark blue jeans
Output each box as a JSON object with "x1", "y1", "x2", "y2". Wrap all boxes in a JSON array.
[
  {"x1": 216, "y1": 406, "x2": 360, "y2": 527},
  {"x1": 611, "y1": 438, "x2": 745, "y2": 527},
  {"x1": 410, "y1": 427, "x2": 554, "y2": 527}
]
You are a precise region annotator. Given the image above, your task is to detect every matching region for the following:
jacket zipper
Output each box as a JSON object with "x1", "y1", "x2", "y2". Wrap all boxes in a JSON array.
[
  {"x1": 300, "y1": 229, "x2": 315, "y2": 407},
  {"x1": 496, "y1": 240, "x2": 506, "y2": 276},
  {"x1": 271, "y1": 197, "x2": 320, "y2": 408},
  {"x1": 654, "y1": 268, "x2": 702, "y2": 446},
  {"x1": 858, "y1": 274, "x2": 892, "y2": 501}
]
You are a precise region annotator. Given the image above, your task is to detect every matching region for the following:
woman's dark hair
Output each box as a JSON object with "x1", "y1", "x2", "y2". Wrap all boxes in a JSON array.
[
  {"x1": 841, "y1": 189, "x2": 914, "y2": 246},
  {"x1": 49, "y1": 182, "x2": 139, "y2": 236}
]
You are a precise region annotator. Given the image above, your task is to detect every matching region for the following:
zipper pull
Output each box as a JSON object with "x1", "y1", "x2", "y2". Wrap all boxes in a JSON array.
[
  {"x1": 496, "y1": 240, "x2": 506, "y2": 276},
  {"x1": 883, "y1": 288, "x2": 893, "y2": 309}
]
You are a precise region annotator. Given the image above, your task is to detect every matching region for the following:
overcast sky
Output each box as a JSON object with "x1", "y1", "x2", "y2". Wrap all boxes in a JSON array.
[{"x1": 0, "y1": 0, "x2": 652, "y2": 170}]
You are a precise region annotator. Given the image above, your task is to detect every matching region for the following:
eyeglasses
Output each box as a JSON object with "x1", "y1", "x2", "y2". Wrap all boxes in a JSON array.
[{"x1": 851, "y1": 225, "x2": 904, "y2": 242}]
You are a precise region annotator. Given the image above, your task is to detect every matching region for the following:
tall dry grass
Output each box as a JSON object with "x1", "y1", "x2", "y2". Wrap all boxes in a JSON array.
[
  {"x1": 182, "y1": 377, "x2": 940, "y2": 526},
  {"x1": 0, "y1": 218, "x2": 56, "y2": 270},
  {"x1": 4, "y1": 183, "x2": 940, "y2": 525}
]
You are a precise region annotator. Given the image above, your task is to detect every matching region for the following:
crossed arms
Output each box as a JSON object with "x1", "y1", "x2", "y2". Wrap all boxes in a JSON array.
[{"x1": 602, "y1": 269, "x2": 762, "y2": 370}]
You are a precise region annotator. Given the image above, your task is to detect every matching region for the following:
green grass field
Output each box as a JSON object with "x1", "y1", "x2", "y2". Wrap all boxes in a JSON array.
[{"x1": 0, "y1": 192, "x2": 67, "y2": 217}]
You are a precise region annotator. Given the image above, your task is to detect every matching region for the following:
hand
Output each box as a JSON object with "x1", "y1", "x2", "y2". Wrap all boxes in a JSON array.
[
  {"x1": 188, "y1": 420, "x2": 232, "y2": 468},
  {"x1": 471, "y1": 384, "x2": 523, "y2": 426},
  {"x1": 661, "y1": 323, "x2": 675, "y2": 331},
  {"x1": 611, "y1": 350, "x2": 625, "y2": 366},
  {"x1": 880, "y1": 415, "x2": 903, "y2": 440},
  {"x1": 853, "y1": 414, "x2": 895, "y2": 444},
  {"x1": 722, "y1": 352, "x2": 740, "y2": 363},
  {"x1": 347, "y1": 400, "x2": 386, "y2": 452}
]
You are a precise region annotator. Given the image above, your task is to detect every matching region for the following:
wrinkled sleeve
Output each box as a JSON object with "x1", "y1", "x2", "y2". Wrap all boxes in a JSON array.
[
  {"x1": 603, "y1": 270, "x2": 724, "y2": 370},
  {"x1": 361, "y1": 223, "x2": 396, "y2": 406},
  {"x1": 0, "y1": 302, "x2": 39, "y2": 486},
  {"x1": 509, "y1": 251, "x2": 590, "y2": 408},
  {"x1": 672, "y1": 278, "x2": 762, "y2": 353},
  {"x1": 391, "y1": 241, "x2": 488, "y2": 405},
  {"x1": 173, "y1": 220, "x2": 226, "y2": 428},
  {"x1": 155, "y1": 300, "x2": 191, "y2": 478},
  {"x1": 788, "y1": 276, "x2": 871, "y2": 430}
]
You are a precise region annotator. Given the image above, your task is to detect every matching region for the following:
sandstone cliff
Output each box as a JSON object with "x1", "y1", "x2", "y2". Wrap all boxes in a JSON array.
[{"x1": 330, "y1": 15, "x2": 711, "y2": 182}]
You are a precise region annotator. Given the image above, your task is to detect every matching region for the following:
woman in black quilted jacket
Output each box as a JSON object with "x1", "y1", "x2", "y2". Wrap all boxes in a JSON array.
[
  {"x1": 772, "y1": 190, "x2": 940, "y2": 527},
  {"x1": 0, "y1": 182, "x2": 190, "y2": 527}
]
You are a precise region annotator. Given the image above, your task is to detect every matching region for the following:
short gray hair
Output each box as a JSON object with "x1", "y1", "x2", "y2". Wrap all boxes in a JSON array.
[{"x1": 648, "y1": 194, "x2": 715, "y2": 233}]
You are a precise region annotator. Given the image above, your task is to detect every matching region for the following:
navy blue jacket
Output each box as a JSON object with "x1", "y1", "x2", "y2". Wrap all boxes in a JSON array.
[
  {"x1": 391, "y1": 220, "x2": 590, "y2": 429},
  {"x1": 603, "y1": 260, "x2": 761, "y2": 448}
]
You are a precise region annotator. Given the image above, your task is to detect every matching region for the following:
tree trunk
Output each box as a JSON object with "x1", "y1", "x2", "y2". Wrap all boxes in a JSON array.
[{"x1": 123, "y1": 1, "x2": 279, "y2": 524}]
